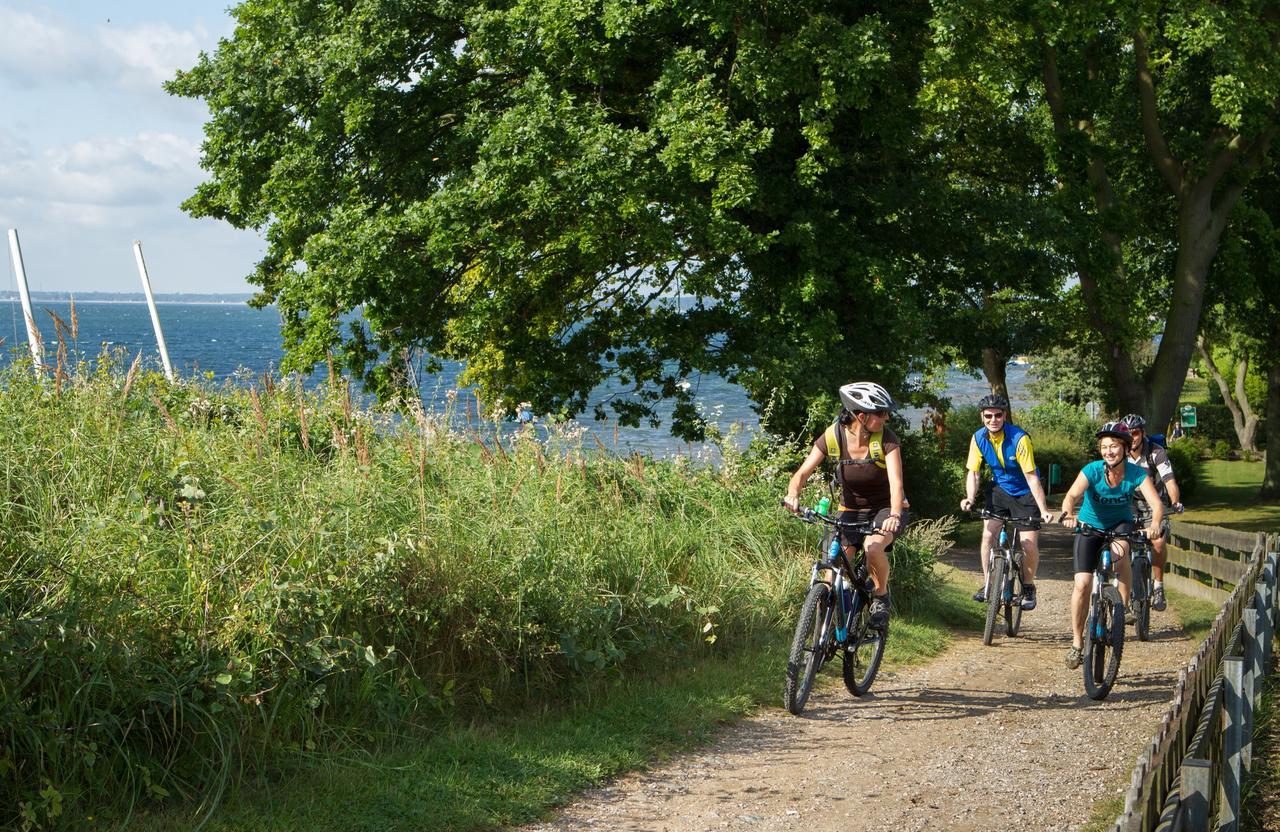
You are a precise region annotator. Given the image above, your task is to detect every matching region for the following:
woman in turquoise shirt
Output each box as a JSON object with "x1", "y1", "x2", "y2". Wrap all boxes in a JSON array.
[{"x1": 1058, "y1": 422, "x2": 1165, "y2": 669}]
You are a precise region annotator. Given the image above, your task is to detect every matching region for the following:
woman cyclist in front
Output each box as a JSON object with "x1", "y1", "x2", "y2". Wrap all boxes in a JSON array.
[
  {"x1": 782, "y1": 382, "x2": 907, "y2": 631},
  {"x1": 1058, "y1": 422, "x2": 1165, "y2": 668}
]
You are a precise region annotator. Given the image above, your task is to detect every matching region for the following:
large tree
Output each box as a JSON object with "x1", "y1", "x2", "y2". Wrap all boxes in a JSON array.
[
  {"x1": 926, "y1": 1, "x2": 1280, "y2": 428},
  {"x1": 171, "y1": 0, "x2": 948, "y2": 438},
  {"x1": 1212, "y1": 171, "x2": 1280, "y2": 495}
]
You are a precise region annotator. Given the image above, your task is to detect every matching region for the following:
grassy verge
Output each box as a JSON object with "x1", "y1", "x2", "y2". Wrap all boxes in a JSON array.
[
  {"x1": 123, "y1": 566, "x2": 978, "y2": 831},
  {"x1": 0, "y1": 357, "x2": 963, "y2": 828},
  {"x1": 1166, "y1": 589, "x2": 1222, "y2": 645},
  {"x1": 1244, "y1": 671, "x2": 1279, "y2": 831}
]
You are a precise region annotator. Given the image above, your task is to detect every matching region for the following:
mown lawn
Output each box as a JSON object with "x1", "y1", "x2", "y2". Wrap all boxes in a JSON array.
[{"x1": 1180, "y1": 460, "x2": 1280, "y2": 534}]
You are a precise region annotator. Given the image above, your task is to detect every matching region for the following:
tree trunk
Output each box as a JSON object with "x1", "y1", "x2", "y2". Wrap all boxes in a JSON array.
[
  {"x1": 981, "y1": 346, "x2": 1009, "y2": 401},
  {"x1": 1145, "y1": 194, "x2": 1226, "y2": 429},
  {"x1": 1196, "y1": 337, "x2": 1259, "y2": 453},
  {"x1": 1262, "y1": 357, "x2": 1280, "y2": 498}
]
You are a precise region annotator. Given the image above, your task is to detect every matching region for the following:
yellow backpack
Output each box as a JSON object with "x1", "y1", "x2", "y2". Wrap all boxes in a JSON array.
[{"x1": 823, "y1": 422, "x2": 887, "y2": 470}]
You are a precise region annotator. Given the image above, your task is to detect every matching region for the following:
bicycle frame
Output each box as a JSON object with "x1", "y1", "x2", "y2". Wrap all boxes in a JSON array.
[{"x1": 806, "y1": 517, "x2": 877, "y2": 646}]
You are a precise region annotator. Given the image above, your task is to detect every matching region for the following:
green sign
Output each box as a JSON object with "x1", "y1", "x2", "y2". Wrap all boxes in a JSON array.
[{"x1": 1180, "y1": 404, "x2": 1198, "y2": 428}]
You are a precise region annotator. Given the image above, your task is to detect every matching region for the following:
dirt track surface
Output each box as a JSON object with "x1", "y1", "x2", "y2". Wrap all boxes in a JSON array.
[{"x1": 521, "y1": 524, "x2": 1202, "y2": 832}]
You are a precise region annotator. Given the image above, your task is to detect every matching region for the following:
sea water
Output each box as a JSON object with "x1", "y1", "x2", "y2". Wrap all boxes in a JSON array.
[{"x1": 1, "y1": 300, "x2": 1032, "y2": 455}]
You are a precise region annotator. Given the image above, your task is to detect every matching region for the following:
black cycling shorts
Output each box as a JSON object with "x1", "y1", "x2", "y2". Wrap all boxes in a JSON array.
[
  {"x1": 1073, "y1": 521, "x2": 1135, "y2": 574},
  {"x1": 987, "y1": 485, "x2": 1039, "y2": 521},
  {"x1": 838, "y1": 507, "x2": 910, "y2": 553}
]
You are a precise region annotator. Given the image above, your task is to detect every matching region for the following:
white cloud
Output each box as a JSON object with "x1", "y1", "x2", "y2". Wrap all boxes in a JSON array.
[
  {"x1": 0, "y1": 6, "x2": 108, "y2": 84},
  {"x1": 0, "y1": 6, "x2": 205, "y2": 92},
  {"x1": 98, "y1": 22, "x2": 207, "y2": 91},
  {"x1": 0, "y1": 130, "x2": 202, "y2": 227}
]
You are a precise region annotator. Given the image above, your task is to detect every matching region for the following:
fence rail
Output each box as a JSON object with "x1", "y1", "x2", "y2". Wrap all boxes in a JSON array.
[
  {"x1": 1109, "y1": 524, "x2": 1278, "y2": 832},
  {"x1": 1165, "y1": 522, "x2": 1260, "y2": 603}
]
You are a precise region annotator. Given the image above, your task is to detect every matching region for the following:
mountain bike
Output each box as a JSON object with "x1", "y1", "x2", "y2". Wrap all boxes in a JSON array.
[
  {"x1": 783, "y1": 508, "x2": 887, "y2": 715},
  {"x1": 1129, "y1": 502, "x2": 1181, "y2": 641},
  {"x1": 1129, "y1": 535, "x2": 1153, "y2": 642},
  {"x1": 973, "y1": 509, "x2": 1041, "y2": 646},
  {"x1": 1074, "y1": 525, "x2": 1149, "y2": 700}
]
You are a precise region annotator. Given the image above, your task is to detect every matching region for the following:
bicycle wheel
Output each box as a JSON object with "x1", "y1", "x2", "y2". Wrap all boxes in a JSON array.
[
  {"x1": 1083, "y1": 593, "x2": 1125, "y2": 700},
  {"x1": 1133, "y1": 558, "x2": 1151, "y2": 642},
  {"x1": 1005, "y1": 558, "x2": 1024, "y2": 637},
  {"x1": 843, "y1": 596, "x2": 886, "y2": 696},
  {"x1": 982, "y1": 555, "x2": 1006, "y2": 646},
  {"x1": 784, "y1": 582, "x2": 834, "y2": 714}
]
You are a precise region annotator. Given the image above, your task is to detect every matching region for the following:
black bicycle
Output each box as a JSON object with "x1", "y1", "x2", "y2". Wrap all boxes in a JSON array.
[
  {"x1": 1129, "y1": 535, "x2": 1153, "y2": 642},
  {"x1": 783, "y1": 508, "x2": 887, "y2": 715},
  {"x1": 974, "y1": 509, "x2": 1041, "y2": 646},
  {"x1": 1074, "y1": 524, "x2": 1149, "y2": 700}
]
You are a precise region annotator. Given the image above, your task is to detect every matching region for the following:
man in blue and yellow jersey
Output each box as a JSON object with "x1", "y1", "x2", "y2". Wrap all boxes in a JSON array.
[{"x1": 959, "y1": 394, "x2": 1055, "y2": 611}]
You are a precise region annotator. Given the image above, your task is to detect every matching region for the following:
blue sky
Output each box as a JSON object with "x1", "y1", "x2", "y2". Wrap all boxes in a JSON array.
[{"x1": 0, "y1": 1, "x2": 263, "y2": 293}]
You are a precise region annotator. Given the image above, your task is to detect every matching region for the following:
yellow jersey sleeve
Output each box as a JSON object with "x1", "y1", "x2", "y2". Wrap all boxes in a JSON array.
[
  {"x1": 965, "y1": 436, "x2": 984, "y2": 472},
  {"x1": 1015, "y1": 434, "x2": 1037, "y2": 474}
]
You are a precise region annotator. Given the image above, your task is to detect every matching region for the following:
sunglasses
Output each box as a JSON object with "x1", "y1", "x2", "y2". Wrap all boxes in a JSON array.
[{"x1": 981, "y1": 411, "x2": 1005, "y2": 420}]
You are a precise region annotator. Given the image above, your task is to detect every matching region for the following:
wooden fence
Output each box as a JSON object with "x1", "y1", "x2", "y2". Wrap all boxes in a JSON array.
[
  {"x1": 1165, "y1": 522, "x2": 1260, "y2": 604},
  {"x1": 1108, "y1": 524, "x2": 1278, "y2": 832}
]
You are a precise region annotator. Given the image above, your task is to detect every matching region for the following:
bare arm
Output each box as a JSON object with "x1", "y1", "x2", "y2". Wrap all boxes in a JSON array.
[
  {"x1": 1022, "y1": 471, "x2": 1055, "y2": 522},
  {"x1": 783, "y1": 445, "x2": 827, "y2": 513},
  {"x1": 1137, "y1": 476, "x2": 1165, "y2": 535},
  {"x1": 882, "y1": 446, "x2": 905, "y2": 534},
  {"x1": 960, "y1": 468, "x2": 981, "y2": 510},
  {"x1": 1058, "y1": 472, "x2": 1091, "y2": 525}
]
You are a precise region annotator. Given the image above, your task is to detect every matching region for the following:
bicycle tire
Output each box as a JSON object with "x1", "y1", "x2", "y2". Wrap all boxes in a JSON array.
[
  {"x1": 1083, "y1": 593, "x2": 1124, "y2": 700},
  {"x1": 982, "y1": 554, "x2": 1006, "y2": 646},
  {"x1": 1134, "y1": 558, "x2": 1151, "y2": 642},
  {"x1": 1005, "y1": 559, "x2": 1023, "y2": 637},
  {"x1": 842, "y1": 599, "x2": 886, "y2": 696},
  {"x1": 784, "y1": 582, "x2": 834, "y2": 714}
]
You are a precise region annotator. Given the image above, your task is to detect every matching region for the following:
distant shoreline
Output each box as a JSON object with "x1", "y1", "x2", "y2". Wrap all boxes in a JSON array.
[{"x1": 2, "y1": 294, "x2": 255, "y2": 306}]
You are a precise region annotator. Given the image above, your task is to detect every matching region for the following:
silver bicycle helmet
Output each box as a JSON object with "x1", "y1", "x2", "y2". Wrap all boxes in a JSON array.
[
  {"x1": 839, "y1": 381, "x2": 898, "y2": 414},
  {"x1": 977, "y1": 393, "x2": 1009, "y2": 411},
  {"x1": 1120, "y1": 413, "x2": 1147, "y2": 430}
]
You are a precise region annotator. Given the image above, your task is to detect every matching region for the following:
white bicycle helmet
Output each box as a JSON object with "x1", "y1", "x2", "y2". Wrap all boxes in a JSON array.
[{"x1": 839, "y1": 381, "x2": 898, "y2": 414}]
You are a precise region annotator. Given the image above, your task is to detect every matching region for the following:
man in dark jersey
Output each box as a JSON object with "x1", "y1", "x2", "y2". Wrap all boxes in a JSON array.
[{"x1": 1120, "y1": 414, "x2": 1184, "y2": 612}]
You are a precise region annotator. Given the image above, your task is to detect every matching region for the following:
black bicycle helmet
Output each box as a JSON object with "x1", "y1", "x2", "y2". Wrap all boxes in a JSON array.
[
  {"x1": 838, "y1": 382, "x2": 898, "y2": 414},
  {"x1": 1096, "y1": 421, "x2": 1132, "y2": 442},
  {"x1": 1120, "y1": 413, "x2": 1147, "y2": 430},
  {"x1": 977, "y1": 393, "x2": 1009, "y2": 411}
]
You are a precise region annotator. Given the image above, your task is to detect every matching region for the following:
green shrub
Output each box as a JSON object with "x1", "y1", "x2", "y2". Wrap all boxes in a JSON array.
[
  {"x1": 1028, "y1": 430, "x2": 1092, "y2": 491},
  {"x1": 1165, "y1": 439, "x2": 1202, "y2": 501},
  {"x1": 1212, "y1": 439, "x2": 1234, "y2": 460},
  {"x1": 1020, "y1": 402, "x2": 1097, "y2": 451},
  {"x1": 898, "y1": 428, "x2": 966, "y2": 518}
]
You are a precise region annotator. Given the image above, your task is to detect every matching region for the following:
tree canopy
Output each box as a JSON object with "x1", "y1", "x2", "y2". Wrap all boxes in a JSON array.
[{"x1": 172, "y1": 0, "x2": 1280, "y2": 438}]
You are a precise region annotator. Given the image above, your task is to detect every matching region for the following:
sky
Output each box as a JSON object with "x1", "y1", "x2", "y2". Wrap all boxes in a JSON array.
[{"x1": 0, "y1": 1, "x2": 263, "y2": 294}]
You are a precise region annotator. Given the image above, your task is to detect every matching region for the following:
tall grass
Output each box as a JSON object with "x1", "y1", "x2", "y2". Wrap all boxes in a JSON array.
[{"x1": 0, "y1": 355, "x2": 942, "y2": 828}]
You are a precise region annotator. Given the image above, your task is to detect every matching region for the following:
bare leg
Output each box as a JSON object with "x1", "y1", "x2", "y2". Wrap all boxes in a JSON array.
[
  {"x1": 1020, "y1": 530, "x2": 1040, "y2": 583},
  {"x1": 1071, "y1": 573, "x2": 1091, "y2": 649},
  {"x1": 1151, "y1": 535, "x2": 1167, "y2": 581},
  {"x1": 864, "y1": 533, "x2": 892, "y2": 595}
]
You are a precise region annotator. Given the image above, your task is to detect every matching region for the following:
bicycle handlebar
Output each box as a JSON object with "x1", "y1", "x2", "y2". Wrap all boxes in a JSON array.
[
  {"x1": 782, "y1": 502, "x2": 879, "y2": 534},
  {"x1": 971, "y1": 508, "x2": 1043, "y2": 530},
  {"x1": 1072, "y1": 524, "x2": 1151, "y2": 544}
]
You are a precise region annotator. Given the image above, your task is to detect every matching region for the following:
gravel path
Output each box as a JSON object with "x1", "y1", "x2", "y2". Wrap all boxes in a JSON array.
[{"x1": 521, "y1": 524, "x2": 1202, "y2": 832}]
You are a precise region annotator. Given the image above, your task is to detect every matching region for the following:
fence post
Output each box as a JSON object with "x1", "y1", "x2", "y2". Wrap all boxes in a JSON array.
[
  {"x1": 1182, "y1": 758, "x2": 1212, "y2": 830},
  {"x1": 1259, "y1": 578, "x2": 1275, "y2": 667},
  {"x1": 1219, "y1": 655, "x2": 1245, "y2": 832},
  {"x1": 1243, "y1": 607, "x2": 1259, "y2": 770}
]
